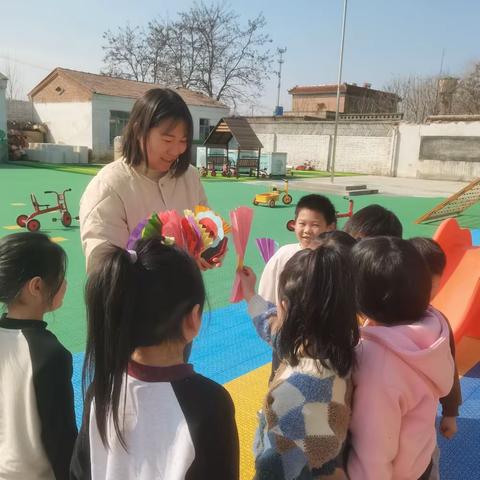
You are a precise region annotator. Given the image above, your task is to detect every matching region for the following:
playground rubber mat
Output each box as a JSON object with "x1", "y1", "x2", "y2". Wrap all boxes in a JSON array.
[{"x1": 1, "y1": 163, "x2": 480, "y2": 478}]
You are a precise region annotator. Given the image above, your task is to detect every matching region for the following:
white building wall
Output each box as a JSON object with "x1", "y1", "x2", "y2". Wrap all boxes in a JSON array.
[
  {"x1": 256, "y1": 133, "x2": 274, "y2": 152},
  {"x1": 91, "y1": 95, "x2": 135, "y2": 160},
  {"x1": 335, "y1": 136, "x2": 393, "y2": 175},
  {"x1": 33, "y1": 102, "x2": 92, "y2": 147},
  {"x1": 395, "y1": 124, "x2": 420, "y2": 177},
  {"x1": 275, "y1": 134, "x2": 330, "y2": 170},
  {"x1": 256, "y1": 131, "x2": 392, "y2": 174},
  {"x1": 92, "y1": 95, "x2": 229, "y2": 161},
  {"x1": 396, "y1": 121, "x2": 480, "y2": 180}
]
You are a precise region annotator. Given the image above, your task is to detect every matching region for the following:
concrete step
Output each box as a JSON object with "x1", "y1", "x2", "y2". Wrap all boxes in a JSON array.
[
  {"x1": 345, "y1": 184, "x2": 367, "y2": 191},
  {"x1": 308, "y1": 183, "x2": 369, "y2": 194},
  {"x1": 347, "y1": 188, "x2": 379, "y2": 196}
]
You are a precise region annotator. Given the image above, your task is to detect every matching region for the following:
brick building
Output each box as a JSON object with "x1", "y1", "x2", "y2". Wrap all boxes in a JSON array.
[
  {"x1": 29, "y1": 68, "x2": 229, "y2": 161},
  {"x1": 287, "y1": 83, "x2": 400, "y2": 116}
]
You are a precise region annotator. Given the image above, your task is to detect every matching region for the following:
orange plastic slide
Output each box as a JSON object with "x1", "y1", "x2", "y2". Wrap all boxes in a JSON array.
[{"x1": 431, "y1": 218, "x2": 480, "y2": 343}]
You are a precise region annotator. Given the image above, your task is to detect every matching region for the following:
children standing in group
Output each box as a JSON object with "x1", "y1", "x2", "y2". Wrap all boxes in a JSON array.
[
  {"x1": 240, "y1": 232, "x2": 359, "y2": 479},
  {"x1": 70, "y1": 237, "x2": 239, "y2": 480},
  {"x1": 0, "y1": 232, "x2": 77, "y2": 480},
  {"x1": 348, "y1": 237, "x2": 455, "y2": 480},
  {"x1": 258, "y1": 194, "x2": 337, "y2": 380}
]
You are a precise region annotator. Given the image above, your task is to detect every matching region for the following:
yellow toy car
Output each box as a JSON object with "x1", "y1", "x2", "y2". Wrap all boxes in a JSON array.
[{"x1": 253, "y1": 179, "x2": 293, "y2": 208}]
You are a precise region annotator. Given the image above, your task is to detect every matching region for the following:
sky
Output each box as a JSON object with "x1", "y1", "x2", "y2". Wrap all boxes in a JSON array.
[{"x1": 2, "y1": 0, "x2": 480, "y2": 114}]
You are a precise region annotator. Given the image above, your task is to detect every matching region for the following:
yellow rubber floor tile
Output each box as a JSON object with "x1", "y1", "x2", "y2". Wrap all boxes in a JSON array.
[{"x1": 225, "y1": 363, "x2": 270, "y2": 480}]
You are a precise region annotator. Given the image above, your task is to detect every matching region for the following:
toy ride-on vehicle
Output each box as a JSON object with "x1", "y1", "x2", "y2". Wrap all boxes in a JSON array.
[
  {"x1": 253, "y1": 179, "x2": 293, "y2": 208},
  {"x1": 16, "y1": 188, "x2": 78, "y2": 232}
]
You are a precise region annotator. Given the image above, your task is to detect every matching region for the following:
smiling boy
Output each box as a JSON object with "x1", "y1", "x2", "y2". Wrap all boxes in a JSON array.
[{"x1": 258, "y1": 194, "x2": 337, "y2": 305}]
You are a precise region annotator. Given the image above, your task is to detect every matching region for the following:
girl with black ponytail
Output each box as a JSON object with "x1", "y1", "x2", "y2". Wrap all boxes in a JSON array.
[{"x1": 70, "y1": 237, "x2": 239, "y2": 480}]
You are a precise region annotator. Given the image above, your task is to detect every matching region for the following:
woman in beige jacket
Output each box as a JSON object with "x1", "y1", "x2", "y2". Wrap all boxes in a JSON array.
[{"x1": 80, "y1": 88, "x2": 210, "y2": 271}]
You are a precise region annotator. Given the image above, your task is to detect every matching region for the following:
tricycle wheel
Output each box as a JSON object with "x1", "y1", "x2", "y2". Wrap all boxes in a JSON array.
[
  {"x1": 268, "y1": 199, "x2": 276, "y2": 208},
  {"x1": 26, "y1": 219, "x2": 41, "y2": 232},
  {"x1": 16, "y1": 214, "x2": 28, "y2": 227},
  {"x1": 253, "y1": 199, "x2": 259, "y2": 206},
  {"x1": 282, "y1": 194, "x2": 293, "y2": 205},
  {"x1": 211, "y1": 170, "x2": 216, "y2": 177},
  {"x1": 62, "y1": 211, "x2": 72, "y2": 227},
  {"x1": 227, "y1": 170, "x2": 232, "y2": 177}
]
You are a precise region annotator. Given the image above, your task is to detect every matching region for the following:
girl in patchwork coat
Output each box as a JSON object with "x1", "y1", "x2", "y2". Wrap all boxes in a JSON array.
[{"x1": 240, "y1": 232, "x2": 359, "y2": 479}]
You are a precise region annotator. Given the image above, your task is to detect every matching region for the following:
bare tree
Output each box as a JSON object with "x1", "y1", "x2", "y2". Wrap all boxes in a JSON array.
[
  {"x1": 186, "y1": 2, "x2": 272, "y2": 107},
  {"x1": 101, "y1": 25, "x2": 152, "y2": 82},
  {"x1": 148, "y1": 16, "x2": 202, "y2": 89},
  {"x1": 384, "y1": 75, "x2": 438, "y2": 122},
  {"x1": 3, "y1": 61, "x2": 24, "y2": 100},
  {"x1": 453, "y1": 62, "x2": 480, "y2": 114},
  {"x1": 101, "y1": 2, "x2": 273, "y2": 107}
]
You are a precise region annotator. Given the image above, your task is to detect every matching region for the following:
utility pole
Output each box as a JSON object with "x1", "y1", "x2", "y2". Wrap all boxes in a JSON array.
[
  {"x1": 275, "y1": 47, "x2": 287, "y2": 114},
  {"x1": 330, "y1": 0, "x2": 348, "y2": 183}
]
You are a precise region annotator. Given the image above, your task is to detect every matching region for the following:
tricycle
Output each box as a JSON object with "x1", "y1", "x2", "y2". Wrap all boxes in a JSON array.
[
  {"x1": 253, "y1": 179, "x2": 293, "y2": 208},
  {"x1": 16, "y1": 188, "x2": 78, "y2": 232}
]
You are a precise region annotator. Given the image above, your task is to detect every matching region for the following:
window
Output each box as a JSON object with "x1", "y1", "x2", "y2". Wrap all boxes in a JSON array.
[
  {"x1": 199, "y1": 118, "x2": 211, "y2": 142},
  {"x1": 109, "y1": 110, "x2": 130, "y2": 146}
]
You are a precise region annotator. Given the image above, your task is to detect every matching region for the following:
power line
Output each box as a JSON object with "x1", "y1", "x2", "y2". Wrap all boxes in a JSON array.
[{"x1": 0, "y1": 55, "x2": 52, "y2": 72}]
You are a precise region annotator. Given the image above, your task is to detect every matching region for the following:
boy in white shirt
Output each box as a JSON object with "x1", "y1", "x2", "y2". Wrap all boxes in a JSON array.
[
  {"x1": 258, "y1": 194, "x2": 337, "y2": 380},
  {"x1": 258, "y1": 194, "x2": 337, "y2": 304}
]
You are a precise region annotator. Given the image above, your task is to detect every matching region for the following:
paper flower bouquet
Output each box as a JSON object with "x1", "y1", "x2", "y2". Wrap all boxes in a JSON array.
[{"x1": 127, "y1": 206, "x2": 230, "y2": 264}]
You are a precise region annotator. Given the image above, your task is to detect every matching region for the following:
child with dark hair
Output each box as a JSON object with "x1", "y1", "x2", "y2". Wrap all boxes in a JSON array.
[
  {"x1": 343, "y1": 204, "x2": 403, "y2": 239},
  {"x1": 409, "y1": 237, "x2": 462, "y2": 480},
  {"x1": 258, "y1": 194, "x2": 337, "y2": 381},
  {"x1": 258, "y1": 194, "x2": 337, "y2": 304},
  {"x1": 240, "y1": 231, "x2": 359, "y2": 478},
  {"x1": 409, "y1": 237, "x2": 446, "y2": 298},
  {"x1": 70, "y1": 238, "x2": 239, "y2": 480},
  {"x1": 348, "y1": 237, "x2": 454, "y2": 480},
  {"x1": 0, "y1": 232, "x2": 76, "y2": 480}
]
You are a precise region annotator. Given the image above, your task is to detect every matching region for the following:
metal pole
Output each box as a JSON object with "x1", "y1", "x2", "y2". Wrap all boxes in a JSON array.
[
  {"x1": 330, "y1": 0, "x2": 348, "y2": 183},
  {"x1": 276, "y1": 48, "x2": 287, "y2": 111}
]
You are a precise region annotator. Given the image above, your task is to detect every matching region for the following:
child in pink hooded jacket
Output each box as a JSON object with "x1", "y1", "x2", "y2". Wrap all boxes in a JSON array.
[{"x1": 348, "y1": 237, "x2": 454, "y2": 480}]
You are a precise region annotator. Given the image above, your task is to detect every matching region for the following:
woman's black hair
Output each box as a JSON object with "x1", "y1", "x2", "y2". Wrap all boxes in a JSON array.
[
  {"x1": 352, "y1": 236, "x2": 431, "y2": 325},
  {"x1": 277, "y1": 239, "x2": 359, "y2": 377},
  {"x1": 83, "y1": 237, "x2": 205, "y2": 448},
  {"x1": 0, "y1": 232, "x2": 66, "y2": 306},
  {"x1": 122, "y1": 88, "x2": 193, "y2": 177},
  {"x1": 408, "y1": 237, "x2": 446, "y2": 277},
  {"x1": 343, "y1": 204, "x2": 403, "y2": 239}
]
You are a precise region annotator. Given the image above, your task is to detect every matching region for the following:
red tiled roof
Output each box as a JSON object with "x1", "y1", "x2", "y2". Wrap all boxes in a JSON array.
[{"x1": 29, "y1": 68, "x2": 228, "y2": 109}]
